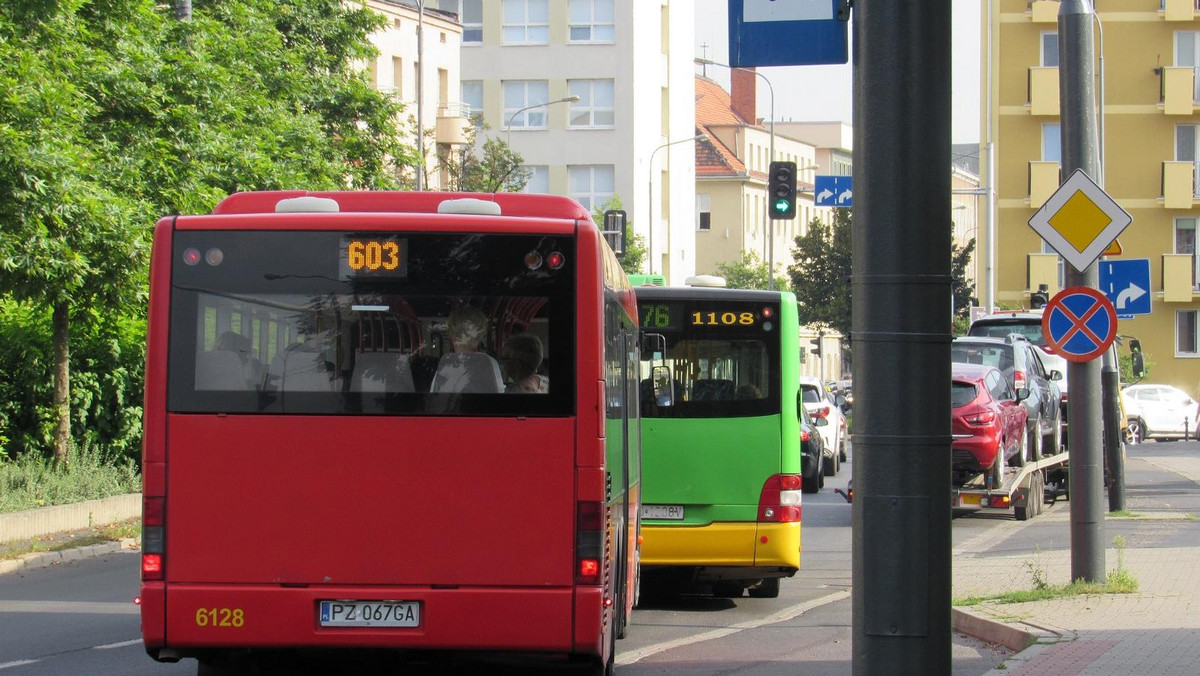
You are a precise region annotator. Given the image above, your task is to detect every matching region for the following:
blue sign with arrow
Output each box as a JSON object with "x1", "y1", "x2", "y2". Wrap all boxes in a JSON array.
[
  {"x1": 814, "y1": 176, "x2": 852, "y2": 207},
  {"x1": 1099, "y1": 259, "x2": 1151, "y2": 319},
  {"x1": 728, "y1": 0, "x2": 849, "y2": 67}
]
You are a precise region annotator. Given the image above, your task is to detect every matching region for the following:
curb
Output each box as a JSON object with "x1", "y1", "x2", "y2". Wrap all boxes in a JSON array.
[
  {"x1": 952, "y1": 606, "x2": 1041, "y2": 652},
  {"x1": 0, "y1": 538, "x2": 138, "y2": 577}
]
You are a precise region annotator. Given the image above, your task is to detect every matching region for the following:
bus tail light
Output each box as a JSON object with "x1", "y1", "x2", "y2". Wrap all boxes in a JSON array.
[
  {"x1": 142, "y1": 496, "x2": 165, "y2": 581},
  {"x1": 758, "y1": 474, "x2": 803, "y2": 523},
  {"x1": 576, "y1": 501, "x2": 605, "y2": 585}
]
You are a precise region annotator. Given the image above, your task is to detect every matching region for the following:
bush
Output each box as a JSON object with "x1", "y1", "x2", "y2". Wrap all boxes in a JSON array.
[{"x1": 0, "y1": 440, "x2": 141, "y2": 513}]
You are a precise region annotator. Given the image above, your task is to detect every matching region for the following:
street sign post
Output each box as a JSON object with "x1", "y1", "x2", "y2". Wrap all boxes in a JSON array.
[
  {"x1": 1099, "y1": 258, "x2": 1151, "y2": 318},
  {"x1": 814, "y1": 175, "x2": 852, "y2": 207},
  {"x1": 728, "y1": 0, "x2": 849, "y2": 67},
  {"x1": 1042, "y1": 287, "x2": 1118, "y2": 363},
  {"x1": 1028, "y1": 168, "x2": 1132, "y2": 273}
]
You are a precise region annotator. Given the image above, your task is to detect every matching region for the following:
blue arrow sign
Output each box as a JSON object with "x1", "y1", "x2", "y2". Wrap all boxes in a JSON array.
[
  {"x1": 814, "y1": 176, "x2": 852, "y2": 207},
  {"x1": 728, "y1": 0, "x2": 849, "y2": 67},
  {"x1": 1099, "y1": 259, "x2": 1151, "y2": 318}
]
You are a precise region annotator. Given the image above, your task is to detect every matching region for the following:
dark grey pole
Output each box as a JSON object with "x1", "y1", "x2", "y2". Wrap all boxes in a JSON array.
[
  {"x1": 1059, "y1": 0, "x2": 1106, "y2": 582},
  {"x1": 852, "y1": 1, "x2": 952, "y2": 673},
  {"x1": 1103, "y1": 355, "x2": 1125, "y2": 511}
]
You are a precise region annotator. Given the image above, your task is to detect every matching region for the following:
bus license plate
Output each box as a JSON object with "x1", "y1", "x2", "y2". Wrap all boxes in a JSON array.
[
  {"x1": 319, "y1": 600, "x2": 420, "y2": 627},
  {"x1": 641, "y1": 504, "x2": 685, "y2": 520}
]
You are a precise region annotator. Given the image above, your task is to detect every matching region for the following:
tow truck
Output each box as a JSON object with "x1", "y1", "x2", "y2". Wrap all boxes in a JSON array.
[{"x1": 952, "y1": 450, "x2": 1070, "y2": 521}]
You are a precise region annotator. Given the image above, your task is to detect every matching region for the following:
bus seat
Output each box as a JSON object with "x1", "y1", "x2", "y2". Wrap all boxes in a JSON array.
[
  {"x1": 272, "y1": 347, "x2": 335, "y2": 392},
  {"x1": 351, "y1": 352, "x2": 416, "y2": 393},
  {"x1": 195, "y1": 350, "x2": 252, "y2": 390},
  {"x1": 429, "y1": 352, "x2": 504, "y2": 393},
  {"x1": 692, "y1": 379, "x2": 735, "y2": 401}
]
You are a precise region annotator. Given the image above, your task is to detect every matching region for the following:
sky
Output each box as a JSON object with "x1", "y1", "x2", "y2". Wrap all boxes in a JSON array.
[{"x1": 694, "y1": 0, "x2": 982, "y2": 144}]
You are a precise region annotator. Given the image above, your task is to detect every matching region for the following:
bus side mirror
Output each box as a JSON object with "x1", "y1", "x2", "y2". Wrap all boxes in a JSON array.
[
  {"x1": 652, "y1": 365, "x2": 675, "y2": 407},
  {"x1": 602, "y1": 210, "x2": 626, "y2": 257}
]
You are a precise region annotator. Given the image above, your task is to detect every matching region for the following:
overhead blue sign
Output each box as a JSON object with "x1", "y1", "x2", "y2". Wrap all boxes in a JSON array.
[
  {"x1": 814, "y1": 175, "x2": 852, "y2": 207},
  {"x1": 728, "y1": 0, "x2": 850, "y2": 67},
  {"x1": 1099, "y1": 258, "x2": 1151, "y2": 319}
]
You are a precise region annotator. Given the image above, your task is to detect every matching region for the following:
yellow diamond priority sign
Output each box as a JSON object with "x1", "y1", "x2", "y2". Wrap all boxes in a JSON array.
[{"x1": 1029, "y1": 169, "x2": 1132, "y2": 273}]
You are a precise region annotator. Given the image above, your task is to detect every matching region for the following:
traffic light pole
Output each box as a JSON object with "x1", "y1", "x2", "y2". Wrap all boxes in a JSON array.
[{"x1": 1059, "y1": 0, "x2": 1106, "y2": 583}]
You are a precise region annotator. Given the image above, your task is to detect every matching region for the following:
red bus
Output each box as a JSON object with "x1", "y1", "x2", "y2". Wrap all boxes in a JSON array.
[{"x1": 139, "y1": 191, "x2": 641, "y2": 674}]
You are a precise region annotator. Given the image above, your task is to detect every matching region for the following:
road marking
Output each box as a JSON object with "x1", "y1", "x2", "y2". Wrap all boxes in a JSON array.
[
  {"x1": 0, "y1": 600, "x2": 138, "y2": 615},
  {"x1": 616, "y1": 590, "x2": 850, "y2": 666},
  {"x1": 94, "y1": 638, "x2": 142, "y2": 650},
  {"x1": 0, "y1": 660, "x2": 38, "y2": 671}
]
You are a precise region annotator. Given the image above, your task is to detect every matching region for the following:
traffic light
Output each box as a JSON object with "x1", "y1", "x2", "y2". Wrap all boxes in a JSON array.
[
  {"x1": 809, "y1": 337, "x2": 822, "y2": 356},
  {"x1": 1129, "y1": 338, "x2": 1146, "y2": 380},
  {"x1": 1030, "y1": 283, "x2": 1050, "y2": 310},
  {"x1": 768, "y1": 161, "x2": 797, "y2": 220}
]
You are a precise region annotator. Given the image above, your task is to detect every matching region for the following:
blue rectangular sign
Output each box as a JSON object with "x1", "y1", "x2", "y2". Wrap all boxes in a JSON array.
[
  {"x1": 814, "y1": 175, "x2": 852, "y2": 207},
  {"x1": 1099, "y1": 258, "x2": 1151, "y2": 318},
  {"x1": 729, "y1": 0, "x2": 849, "y2": 67}
]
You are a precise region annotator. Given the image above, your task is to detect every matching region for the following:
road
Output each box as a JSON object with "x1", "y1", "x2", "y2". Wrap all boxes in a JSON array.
[{"x1": 7, "y1": 440, "x2": 1196, "y2": 674}]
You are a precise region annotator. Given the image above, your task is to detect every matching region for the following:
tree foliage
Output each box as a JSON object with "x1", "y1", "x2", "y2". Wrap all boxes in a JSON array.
[
  {"x1": 713, "y1": 251, "x2": 790, "y2": 291},
  {"x1": 440, "y1": 119, "x2": 531, "y2": 192},
  {"x1": 788, "y1": 208, "x2": 852, "y2": 338}
]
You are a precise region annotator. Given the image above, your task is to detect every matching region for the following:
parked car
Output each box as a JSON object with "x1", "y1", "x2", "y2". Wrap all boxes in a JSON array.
[
  {"x1": 967, "y1": 311, "x2": 1068, "y2": 434},
  {"x1": 952, "y1": 335, "x2": 1064, "y2": 460},
  {"x1": 951, "y1": 363, "x2": 1030, "y2": 487},
  {"x1": 1121, "y1": 384, "x2": 1200, "y2": 443},
  {"x1": 800, "y1": 375, "x2": 847, "y2": 475},
  {"x1": 799, "y1": 403, "x2": 826, "y2": 494}
]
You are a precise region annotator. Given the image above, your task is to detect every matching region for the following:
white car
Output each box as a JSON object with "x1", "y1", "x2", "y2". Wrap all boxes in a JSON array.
[
  {"x1": 799, "y1": 376, "x2": 847, "y2": 476},
  {"x1": 1121, "y1": 384, "x2": 1200, "y2": 443}
]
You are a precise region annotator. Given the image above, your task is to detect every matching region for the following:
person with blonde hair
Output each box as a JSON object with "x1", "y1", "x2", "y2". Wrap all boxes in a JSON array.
[{"x1": 429, "y1": 306, "x2": 504, "y2": 393}]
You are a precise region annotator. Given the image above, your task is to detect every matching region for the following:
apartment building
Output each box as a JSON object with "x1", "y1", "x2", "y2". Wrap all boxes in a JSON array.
[
  {"x1": 985, "y1": 0, "x2": 1200, "y2": 394},
  {"x1": 364, "y1": 1, "x2": 469, "y2": 190}
]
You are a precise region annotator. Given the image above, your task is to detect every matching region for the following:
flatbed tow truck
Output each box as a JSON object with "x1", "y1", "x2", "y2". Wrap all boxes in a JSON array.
[{"x1": 952, "y1": 450, "x2": 1070, "y2": 521}]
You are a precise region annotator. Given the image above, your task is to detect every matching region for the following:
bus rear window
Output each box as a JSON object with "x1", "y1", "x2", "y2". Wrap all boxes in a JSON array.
[{"x1": 167, "y1": 231, "x2": 575, "y2": 415}]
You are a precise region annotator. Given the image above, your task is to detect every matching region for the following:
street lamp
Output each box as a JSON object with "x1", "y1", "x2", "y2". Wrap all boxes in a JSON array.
[
  {"x1": 415, "y1": 0, "x2": 425, "y2": 191},
  {"x1": 695, "y1": 57, "x2": 777, "y2": 288},
  {"x1": 648, "y1": 134, "x2": 706, "y2": 277},
  {"x1": 505, "y1": 95, "x2": 581, "y2": 143}
]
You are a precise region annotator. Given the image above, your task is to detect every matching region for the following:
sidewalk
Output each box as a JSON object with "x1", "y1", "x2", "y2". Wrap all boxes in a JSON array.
[{"x1": 951, "y1": 452, "x2": 1200, "y2": 675}]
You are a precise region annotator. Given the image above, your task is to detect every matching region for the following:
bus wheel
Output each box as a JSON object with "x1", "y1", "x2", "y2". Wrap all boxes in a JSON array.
[
  {"x1": 748, "y1": 578, "x2": 780, "y2": 598},
  {"x1": 712, "y1": 582, "x2": 744, "y2": 598}
]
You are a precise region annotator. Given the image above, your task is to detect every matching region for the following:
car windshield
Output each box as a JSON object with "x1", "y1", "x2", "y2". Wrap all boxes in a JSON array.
[
  {"x1": 951, "y1": 343, "x2": 1014, "y2": 373},
  {"x1": 968, "y1": 320, "x2": 1046, "y2": 347}
]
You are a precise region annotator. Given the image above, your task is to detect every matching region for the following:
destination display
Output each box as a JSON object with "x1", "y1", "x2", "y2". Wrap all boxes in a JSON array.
[
  {"x1": 639, "y1": 301, "x2": 776, "y2": 332},
  {"x1": 340, "y1": 236, "x2": 407, "y2": 279}
]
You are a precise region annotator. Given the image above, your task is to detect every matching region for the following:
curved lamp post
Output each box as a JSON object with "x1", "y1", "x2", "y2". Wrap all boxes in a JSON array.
[
  {"x1": 505, "y1": 95, "x2": 581, "y2": 143},
  {"x1": 648, "y1": 134, "x2": 706, "y2": 277}
]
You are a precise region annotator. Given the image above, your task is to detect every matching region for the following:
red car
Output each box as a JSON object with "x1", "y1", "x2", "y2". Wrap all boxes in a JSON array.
[{"x1": 952, "y1": 363, "x2": 1029, "y2": 487}]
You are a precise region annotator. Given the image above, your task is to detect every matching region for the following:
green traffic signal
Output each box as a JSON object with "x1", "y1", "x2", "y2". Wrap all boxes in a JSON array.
[{"x1": 767, "y1": 160, "x2": 796, "y2": 220}]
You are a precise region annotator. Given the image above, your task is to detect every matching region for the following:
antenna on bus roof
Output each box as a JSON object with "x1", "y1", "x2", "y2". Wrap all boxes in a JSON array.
[
  {"x1": 438, "y1": 198, "x2": 502, "y2": 216},
  {"x1": 685, "y1": 275, "x2": 727, "y2": 288},
  {"x1": 275, "y1": 196, "x2": 340, "y2": 213}
]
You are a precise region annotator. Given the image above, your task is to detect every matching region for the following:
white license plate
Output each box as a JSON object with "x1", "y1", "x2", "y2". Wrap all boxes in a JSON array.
[
  {"x1": 641, "y1": 504, "x2": 685, "y2": 520},
  {"x1": 319, "y1": 600, "x2": 420, "y2": 627}
]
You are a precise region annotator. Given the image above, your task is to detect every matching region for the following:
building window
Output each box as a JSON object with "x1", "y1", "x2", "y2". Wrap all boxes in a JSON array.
[
  {"x1": 461, "y1": 0, "x2": 483, "y2": 44},
  {"x1": 523, "y1": 166, "x2": 550, "y2": 194},
  {"x1": 461, "y1": 80, "x2": 483, "y2": 127},
  {"x1": 568, "y1": 0, "x2": 614, "y2": 43},
  {"x1": 1176, "y1": 31, "x2": 1200, "y2": 101},
  {"x1": 503, "y1": 0, "x2": 549, "y2": 45},
  {"x1": 1041, "y1": 32, "x2": 1059, "y2": 67},
  {"x1": 567, "y1": 80, "x2": 615, "y2": 128},
  {"x1": 1179, "y1": 310, "x2": 1199, "y2": 355},
  {"x1": 1042, "y1": 123, "x2": 1061, "y2": 162},
  {"x1": 1177, "y1": 217, "x2": 1200, "y2": 289},
  {"x1": 697, "y1": 194, "x2": 711, "y2": 231},
  {"x1": 1177, "y1": 124, "x2": 1200, "y2": 197},
  {"x1": 568, "y1": 165, "x2": 615, "y2": 212},
  {"x1": 503, "y1": 80, "x2": 550, "y2": 130},
  {"x1": 1041, "y1": 241, "x2": 1065, "y2": 290}
]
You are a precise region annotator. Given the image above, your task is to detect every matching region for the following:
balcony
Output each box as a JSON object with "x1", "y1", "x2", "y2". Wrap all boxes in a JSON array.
[
  {"x1": 1027, "y1": 254, "x2": 1061, "y2": 297},
  {"x1": 1164, "y1": 0, "x2": 1199, "y2": 22},
  {"x1": 1162, "y1": 67, "x2": 1197, "y2": 114},
  {"x1": 1163, "y1": 254, "x2": 1195, "y2": 302},
  {"x1": 435, "y1": 102, "x2": 472, "y2": 146},
  {"x1": 1029, "y1": 67, "x2": 1060, "y2": 116},
  {"x1": 1031, "y1": 1, "x2": 1059, "y2": 23},
  {"x1": 1163, "y1": 161, "x2": 1198, "y2": 208},
  {"x1": 1030, "y1": 161, "x2": 1061, "y2": 207}
]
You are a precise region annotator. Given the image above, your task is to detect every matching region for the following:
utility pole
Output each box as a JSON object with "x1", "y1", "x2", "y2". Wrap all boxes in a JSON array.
[
  {"x1": 1059, "y1": 0, "x2": 1106, "y2": 582},
  {"x1": 852, "y1": 1, "x2": 952, "y2": 674}
]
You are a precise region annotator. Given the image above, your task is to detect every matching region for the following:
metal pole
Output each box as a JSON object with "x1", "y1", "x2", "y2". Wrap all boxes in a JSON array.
[
  {"x1": 984, "y1": 0, "x2": 996, "y2": 314},
  {"x1": 415, "y1": 0, "x2": 424, "y2": 191},
  {"x1": 852, "y1": 1, "x2": 952, "y2": 673},
  {"x1": 1059, "y1": 0, "x2": 1105, "y2": 583}
]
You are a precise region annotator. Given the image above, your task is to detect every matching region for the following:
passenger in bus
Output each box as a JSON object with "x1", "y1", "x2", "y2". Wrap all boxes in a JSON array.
[
  {"x1": 196, "y1": 331, "x2": 266, "y2": 390},
  {"x1": 501, "y1": 333, "x2": 549, "y2": 394},
  {"x1": 429, "y1": 306, "x2": 504, "y2": 393}
]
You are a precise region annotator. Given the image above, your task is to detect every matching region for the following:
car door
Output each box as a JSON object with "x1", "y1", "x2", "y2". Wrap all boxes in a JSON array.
[
  {"x1": 1023, "y1": 345, "x2": 1057, "y2": 425},
  {"x1": 986, "y1": 370, "x2": 1024, "y2": 458},
  {"x1": 1138, "y1": 387, "x2": 1172, "y2": 432}
]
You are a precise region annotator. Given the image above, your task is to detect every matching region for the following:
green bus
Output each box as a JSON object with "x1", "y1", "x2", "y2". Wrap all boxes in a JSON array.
[{"x1": 634, "y1": 286, "x2": 802, "y2": 598}]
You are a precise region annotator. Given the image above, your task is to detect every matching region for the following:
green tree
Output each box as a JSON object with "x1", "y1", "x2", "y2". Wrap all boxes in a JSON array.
[
  {"x1": 713, "y1": 251, "x2": 790, "y2": 291},
  {"x1": 439, "y1": 119, "x2": 531, "y2": 192},
  {"x1": 951, "y1": 236, "x2": 977, "y2": 320},
  {"x1": 788, "y1": 208, "x2": 852, "y2": 338},
  {"x1": 591, "y1": 196, "x2": 647, "y2": 275}
]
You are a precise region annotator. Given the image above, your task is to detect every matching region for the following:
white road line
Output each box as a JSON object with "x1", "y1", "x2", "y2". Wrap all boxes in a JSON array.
[
  {"x1": 615, "y1": 590, "x2": 850, "y2": 666},
  {"x1": 0, "y1": 660, "x2": 38, "y2": 671},
  {"x1": 94, "y1": 638, "x2": 142, "y2": 650}
]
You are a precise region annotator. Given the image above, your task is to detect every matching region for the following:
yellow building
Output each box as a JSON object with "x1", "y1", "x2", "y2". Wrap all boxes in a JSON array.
[{"x1": 985, "y1": 0, "x2": 1200, "y2": 396}]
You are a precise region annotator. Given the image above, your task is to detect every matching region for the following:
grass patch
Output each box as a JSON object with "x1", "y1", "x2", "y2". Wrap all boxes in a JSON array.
[
  {"x1": 0, "y1": 518, "x2": 140, "y2": 560},
  {"x1": 0, "y1": 442, "x2": 141, "y2": 514},
  {"x1": 954, "y1": 535, "x2": 1139, "y2": 606},
  {"x1": 1107, "y1": 510, "x2": 1143, "y2": 518}
]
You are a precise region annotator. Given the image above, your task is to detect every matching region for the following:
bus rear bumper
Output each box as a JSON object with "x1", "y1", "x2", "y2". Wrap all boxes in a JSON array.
[
  {"x1": 641, "y1": 522, "x2": 800, "y2": 571},
  {"x1": 142, "y1": 583, "x2": 579, "y2": 657}
]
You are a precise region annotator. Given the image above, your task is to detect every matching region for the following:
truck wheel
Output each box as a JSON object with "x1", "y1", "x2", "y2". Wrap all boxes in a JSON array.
[
  {"x1": 823, "y1": 454, "x2": 836, "y2": 477},
  {"x1": 989, "y1": 449, "x2": 1004, "y2": 489},
  {"x1": 712, "y1": 582, "x2": 744, "y2": 598},
  {"x1": 803, "y1": 470, "x2": 820, "y2": 494}
]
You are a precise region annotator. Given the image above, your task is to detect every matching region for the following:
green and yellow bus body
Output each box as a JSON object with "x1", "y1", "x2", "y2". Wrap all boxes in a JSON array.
[{"x1": 634, "y1": 287, "x2": 802, "y2": 597}]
